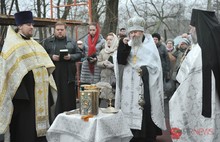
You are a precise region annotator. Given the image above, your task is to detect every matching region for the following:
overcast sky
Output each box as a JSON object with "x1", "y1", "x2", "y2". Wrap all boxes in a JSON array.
[{"x1": 10, "y1": 0, "x2": 208, "y2": 17}]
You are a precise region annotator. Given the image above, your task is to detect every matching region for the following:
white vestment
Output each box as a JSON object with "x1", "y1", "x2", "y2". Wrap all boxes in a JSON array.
[
  {"x1": 169, "y1": 44, "x2": 220, "y2": 142},
  {"x1": 114, "y1": 34, "x2": 166, "y2": 131}
]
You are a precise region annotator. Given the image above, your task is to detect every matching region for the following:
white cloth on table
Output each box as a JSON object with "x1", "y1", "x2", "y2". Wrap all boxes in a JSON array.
[{"x1": 46, "y1": 109, "x2": 133, "y2": 142}]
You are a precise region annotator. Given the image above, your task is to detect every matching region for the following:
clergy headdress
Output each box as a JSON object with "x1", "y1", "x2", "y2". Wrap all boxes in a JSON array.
[
  {"x1": 14, "y1": 11, "x2": 33, "y2": 26},
  {"x1": 127, "y1": 16, "x2": 145, "y2": 33}
]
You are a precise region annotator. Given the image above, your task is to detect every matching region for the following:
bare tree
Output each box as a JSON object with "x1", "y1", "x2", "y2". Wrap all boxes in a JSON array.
[
  {"x1": 61, "y1": 0, "x2": 73, "y2": 19},
  {"x1": 91, "y1": 0, "x2": 105, "y2": 22},
  {"x1": 124, "y1": 0, "x2": 189, "y2": 38},
  {"x1": 15, "y1": 0, "x2": 19, "y2": 12},
  {"x1": 102, "y1": 0, "x2": 119, "y2": 37},
  {"x1": 1, "y1": 0, "x2": 6, "y2": 14},
  {"x1": 36, "y1": 0, "x2": 44, "y2": 41},
  {"x1": 57, "y1": 0, "x2": 61, "y2": 19},
  {"x1": 213, "y1": 0, "x2": 220, "y2": 19},
  {"x1": 207, "y1": 0, "x2": 212, "y2": 10}
]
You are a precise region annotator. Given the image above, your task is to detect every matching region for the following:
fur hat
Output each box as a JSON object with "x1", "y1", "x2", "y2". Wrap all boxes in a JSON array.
[
  {"x1": 14, "y1": 11, "x2": 33, "y2": 26},
  {"x1": 127, "y1": 16, "x2": 145, "y2": 33}
]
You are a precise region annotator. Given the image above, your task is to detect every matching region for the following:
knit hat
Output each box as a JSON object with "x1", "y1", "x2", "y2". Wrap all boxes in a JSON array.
[
  {"x1": 14, "y1": 11, "x2": 33, "y2": 26},
  {"x1": 166, "y1": 39, "x2": 174, "y2": 45},
  {"x1": 179, "y1": 38, "x2": 190, "y2": 45},
  {"x1": 127, "y1": 16, "x2": 145, "y2": 33}
]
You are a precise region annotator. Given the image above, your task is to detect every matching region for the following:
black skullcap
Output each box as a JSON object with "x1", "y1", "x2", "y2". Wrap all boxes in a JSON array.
[
  {"x1": 190, "y1": 9, "x2": 220, "y2": 118},
  {"x1": 14, "y1": 11, "x2": 33, "y2": 26}
]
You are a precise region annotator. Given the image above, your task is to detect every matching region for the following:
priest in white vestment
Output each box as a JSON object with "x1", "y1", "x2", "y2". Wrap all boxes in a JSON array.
[
  {"x1": 169, "y1": 9, "x2": 220, "y2": 142},
  {"x1": 114, "y1": 16, "x2": 166, "y2": 142}
]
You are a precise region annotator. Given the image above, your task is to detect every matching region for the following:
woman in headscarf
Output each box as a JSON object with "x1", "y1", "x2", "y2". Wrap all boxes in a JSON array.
[
  {"x1": 80, "y1": 22, "x2": 105, "y2": 84},
  {"x1": 96, "y1": 32, "x2": 119, "y2": 105}
]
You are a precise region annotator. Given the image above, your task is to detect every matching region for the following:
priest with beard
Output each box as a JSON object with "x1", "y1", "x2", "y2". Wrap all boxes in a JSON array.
[
  {"x1": 0, "y1": 11, "x2": 57, "y2": 142},
  {"x1": 113, "y1": 16, "x2": 166, "y2": 142},
  {"x1": 169, "y1": 9, "x2": 220, "y2": 142}
]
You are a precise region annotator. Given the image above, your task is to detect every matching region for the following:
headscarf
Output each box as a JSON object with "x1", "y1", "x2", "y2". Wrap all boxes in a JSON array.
[
  {"x1": 190, "y1": 9, "x2": 220, "y2": 117},
  {"x1": 104, "y1": 33, "x2": 119, "y2": 54},
  {"x1": 87, "y1": 23, "x2": 100, "y2": 74}
]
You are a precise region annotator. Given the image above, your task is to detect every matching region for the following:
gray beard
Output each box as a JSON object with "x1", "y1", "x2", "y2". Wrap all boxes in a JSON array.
[{"x1": 130, "y1": 35, "x2": 143, "y2": 47}]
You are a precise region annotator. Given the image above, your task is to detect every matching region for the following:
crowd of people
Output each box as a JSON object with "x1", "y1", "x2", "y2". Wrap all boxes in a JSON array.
[{"x1": 1, "y1": 8, "x2": 220, "y2": 142}]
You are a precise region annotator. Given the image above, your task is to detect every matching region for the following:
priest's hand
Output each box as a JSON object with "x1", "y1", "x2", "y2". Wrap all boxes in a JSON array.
[
  {"x1": 52, "y1": 54, "x2": 59, "y2": 61},
  {"x1": 123, "y1": 37, "x2": 129, "y2": 44}
]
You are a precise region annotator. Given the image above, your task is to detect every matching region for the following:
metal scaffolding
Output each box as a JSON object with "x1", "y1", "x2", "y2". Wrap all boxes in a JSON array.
[{"x1": 0, "y1": 0, "x2": 92, "y2": 27}]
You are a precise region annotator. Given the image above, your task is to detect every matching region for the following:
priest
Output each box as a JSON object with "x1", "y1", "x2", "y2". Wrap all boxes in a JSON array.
[
  {"x1": 0, "y1": 11, "x2": 57, "y2": 142},
  {"x1": 114, "y1": 16, "x2": 166, "y2": 142},
  {"x1": 169, "y1": 9, "x2": 220, "y2": 142}
]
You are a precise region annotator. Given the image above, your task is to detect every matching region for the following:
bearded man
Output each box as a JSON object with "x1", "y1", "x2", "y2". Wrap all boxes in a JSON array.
[
  {"x1": 114, "y1": 16, "x2": 166, "y2": 142},
  {"x1": 0, "y1": 11, "x2": 57, "y2": 142},
  {"x1": 169, "y1": 9, "x2": 220, "y2": 142}
]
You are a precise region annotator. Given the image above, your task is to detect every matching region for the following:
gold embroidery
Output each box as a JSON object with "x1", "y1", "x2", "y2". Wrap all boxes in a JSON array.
[
  {"x1": 133, "y1": 55, "x2": 137, "y2": 64},
  {"x1": 0, "y1": 26, "x2": 55, "y2": 134},
  {"x1": 38, "y1": 89, "x2": 43, "y2": 95},
  {"x1": 38, "y1": 107, "x2": 44, "y2": 113},
  {"x1": 33, "y1": 67, "x2": 49, "y2": 137},
  {"x1": 132, "y1": 46, "x2": 140, "y2": 64},
  {"x1": 1, "y1": 41, "x2": 40, "y2": 59},
  {"x1": 0, "y1": 52, "x2": 52, "y2": 105},
  {"x1": 36, "y1": 71, "x2": 41, "y2": 77}
]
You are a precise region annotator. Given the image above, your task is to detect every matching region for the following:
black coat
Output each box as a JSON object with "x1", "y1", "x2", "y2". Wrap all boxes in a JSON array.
[{"x1": 43, "y1": 37, "x2": 82, "y2": 116}]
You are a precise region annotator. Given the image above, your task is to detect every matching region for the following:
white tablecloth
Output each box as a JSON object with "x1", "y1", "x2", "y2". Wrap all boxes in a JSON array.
[{"x1": 46, "y1": 109, "x2": 133, "y2": 142}]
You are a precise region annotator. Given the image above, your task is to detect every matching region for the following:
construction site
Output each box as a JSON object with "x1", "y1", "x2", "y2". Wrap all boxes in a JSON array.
[{"x1": 0, "y1": 0, "x2": 93, "y2": 45}]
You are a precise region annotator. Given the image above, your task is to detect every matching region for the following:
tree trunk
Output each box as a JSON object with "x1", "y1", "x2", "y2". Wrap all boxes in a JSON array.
[
  {"x1": 61, "y1": 0, "x2": 73, "y2": 19},
  {"x1": 207, "y1": 0, "x2": 212, "y2": 10},
  {"x1": 102, "y1": 0, "x2": 119, "y2": 38},
  {"x1": 91, "y1": 0, "x2": 100, "y2": 22},
  {"x1": 0, "y1": 0, "x2": 7, "y2": 47},
  {"x1": 36, "y1": 0, "x2": 43, "y2": 42},
  {"x1": 57, "y1": 0, "x2": 61, "y2": 19},
  {"x1": 1, "y1": 0, "x2": 6, "y2": 14},
  {"x1": 15, "y1": 0, "x2": 20, "y2": 12}
]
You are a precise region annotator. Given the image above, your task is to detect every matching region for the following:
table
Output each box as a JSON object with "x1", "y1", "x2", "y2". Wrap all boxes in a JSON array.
[{"x1": 46, "y1": 109, "x2": 133, "y2": 142}]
